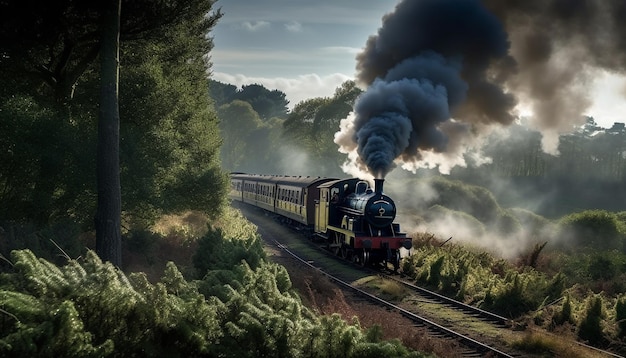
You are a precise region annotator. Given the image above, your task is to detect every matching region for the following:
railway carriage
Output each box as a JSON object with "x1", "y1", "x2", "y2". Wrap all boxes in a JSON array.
[{"x1": 229, "y1": 173, "x2": 412, "y2": 270}]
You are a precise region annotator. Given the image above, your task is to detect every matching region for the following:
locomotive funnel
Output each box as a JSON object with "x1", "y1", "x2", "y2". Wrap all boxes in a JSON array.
[{"x1": 374, "y1": 178, "x2": 384, "y2": 194}]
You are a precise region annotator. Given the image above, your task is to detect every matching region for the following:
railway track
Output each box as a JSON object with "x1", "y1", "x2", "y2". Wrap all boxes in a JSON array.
[
  {"x1": 235, "y1": 202, "x2": 623, "y2": 357},
  {"x1": 274, "y1": 240, "x2": 517, "y2": 357}
]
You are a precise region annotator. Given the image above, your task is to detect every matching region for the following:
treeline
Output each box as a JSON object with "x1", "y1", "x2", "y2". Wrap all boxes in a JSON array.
[
  {"x1": 215, "y1": 78, "x2": 626, "y2": 216},
  {"x1": 211, "y1": 80, "x2": 361, "y2": 177},
  {"x1": 484, "y1": 118, "x2": 626, "y2": 180},
  {"x1": 213, "y1": 77, "x2": 626, "y2": 184}
]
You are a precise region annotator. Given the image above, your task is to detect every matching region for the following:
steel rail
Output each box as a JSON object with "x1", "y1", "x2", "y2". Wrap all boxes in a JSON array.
[{"x1": 274, "y1": 240, "x2": 517, "y2": 358}]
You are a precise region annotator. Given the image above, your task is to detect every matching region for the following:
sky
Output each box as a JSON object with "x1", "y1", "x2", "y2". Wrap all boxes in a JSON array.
[{"x1": 210, "y1": 0, "x2": 626, "y2": 129}]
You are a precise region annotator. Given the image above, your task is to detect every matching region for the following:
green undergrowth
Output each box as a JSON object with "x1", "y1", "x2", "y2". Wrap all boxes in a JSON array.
[{"x1": 0, "y1": 207, "x2": 432, "y2": 357}]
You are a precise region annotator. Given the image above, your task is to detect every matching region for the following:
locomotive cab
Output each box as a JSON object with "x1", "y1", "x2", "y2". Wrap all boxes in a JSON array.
[{"x1": 329, "y1": 178, "x2": 397, "y2": 235}]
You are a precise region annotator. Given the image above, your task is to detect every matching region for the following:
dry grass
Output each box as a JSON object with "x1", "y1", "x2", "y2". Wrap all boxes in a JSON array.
[
  {"x1": 511, "y1": 331, "x2": 590, "y2": 358},
  {"x1": 283, "y1": 260, "x2": 469, "y2": 357}
]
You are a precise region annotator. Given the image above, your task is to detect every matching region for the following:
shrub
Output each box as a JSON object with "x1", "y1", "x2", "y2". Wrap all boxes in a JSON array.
[
  {"x1": 552, "y1": 294, "x2": 574, "y2": 326},
  {"x1": 578, "y1": 295, "x2": 606, "y2": 346},
  {"x1": 557, "y1": 210, "x2": 624, "y2": 252},
  {"x1": 615, "y1": 295, "x2": 626, "y2": 339}
]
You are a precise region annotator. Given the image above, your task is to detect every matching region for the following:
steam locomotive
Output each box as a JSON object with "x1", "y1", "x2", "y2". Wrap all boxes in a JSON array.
[{"x1": 229, "y1": 173, "x2": 412, "y2": 271}]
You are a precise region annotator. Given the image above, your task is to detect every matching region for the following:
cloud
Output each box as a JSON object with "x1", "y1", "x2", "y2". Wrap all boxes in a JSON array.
[
  {"x1": 284, "y1": 21, "x2": 302, "y2": 32},
  {"x1": 321, "y1": 46, "x2": 362, "y2": 55},
  {"x1": 212, "y1": 72, "x2": 352, "y2": 109},
  {"x1": 240, "y1": 21, "x2": 270, "y2": 32}
]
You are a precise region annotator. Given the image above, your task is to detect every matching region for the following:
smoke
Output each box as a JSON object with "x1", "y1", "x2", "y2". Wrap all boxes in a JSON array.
[
  {"x1": 482, "y1": 0, "x2": 626, "y2": 154},
  {"x1": 336, "y1": 0, "x2": 626, "y2": 177},
  {"x1": 384, "y1": 176, "x2": 552, "y2": 259},
  {"x1": 335, "y1": 0, "x2": 514, "y2": 178}
]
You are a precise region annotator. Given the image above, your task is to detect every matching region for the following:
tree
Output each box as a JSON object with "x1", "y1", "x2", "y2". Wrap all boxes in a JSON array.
[
  {"x1": 95, "y1": 0, "x2": 122, "y2": 266},
  {"x1": 0, "y1": 1, "x2": 227, "y2": 264},
  {"x1": 218, "y1": 101, "x2": 264, "y2": 171},
  {"x1": 234, "y1": 84, "x2": 289, "y2": 120},
  {"x1": 281, "y1": 80, "x2": 362, "y2": 176},
  {"x1": 209, "y1": 80, "x2": 290, "y2": 121},
  {"x1": 209, "y1": 79, "x2": 237, "y2": 107}
]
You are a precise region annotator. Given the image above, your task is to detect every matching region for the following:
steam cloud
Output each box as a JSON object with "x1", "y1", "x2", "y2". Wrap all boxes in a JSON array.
[{"x1": 336, "y1": 0, "x2": 626, "y2": 177}]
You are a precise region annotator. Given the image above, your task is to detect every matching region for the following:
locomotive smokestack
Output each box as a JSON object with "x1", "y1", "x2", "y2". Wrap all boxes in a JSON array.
[{"x1": 374, "y1": 178, "x2": 384, "y2": 194}]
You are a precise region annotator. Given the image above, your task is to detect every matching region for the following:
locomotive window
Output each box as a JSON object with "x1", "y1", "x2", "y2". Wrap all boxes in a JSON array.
[{"x1": 356, "y1": 181, "x2": 368, "y2": 194}]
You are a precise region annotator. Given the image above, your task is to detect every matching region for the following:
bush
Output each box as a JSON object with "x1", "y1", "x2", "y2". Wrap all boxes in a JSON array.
[
  {"x1": 578, "y1": 295, "x2": 606, "y2": 346},
  {"x1": 192, "y1": 227, "x2": 265, "y2": 279},
  {"x1": 615, "y1": 295, "x2": 626, "y2": 339},
  {"x1": 0, "y1": 250, "x2": 225, "y2": 357},
  {"x1": 557, "y1": 210, "x2": 625, "y2": 252}
]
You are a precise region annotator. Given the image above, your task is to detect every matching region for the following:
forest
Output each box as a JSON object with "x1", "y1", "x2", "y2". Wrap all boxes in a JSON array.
[{"x1": 2, "y1": 0, "x2": 626, "y2": 356}]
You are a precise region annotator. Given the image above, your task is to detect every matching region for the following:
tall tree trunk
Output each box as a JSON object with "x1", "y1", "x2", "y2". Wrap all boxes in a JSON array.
[{"x1": 95, "y1": 0, "x2": 122, "y2": 267}]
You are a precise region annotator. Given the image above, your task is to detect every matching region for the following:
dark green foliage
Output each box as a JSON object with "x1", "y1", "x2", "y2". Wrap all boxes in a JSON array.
[
  {"x1": 365, "y1": 324, "x2": 384, "y2": 343},
  {"x1": 209, "y1": 81, "x2": 289, "y2": 120},
  {"x1": 0, "y1": 0, "x2": 228, "y2": 229},
  {"x1": 208, "y1": 79, "x2": 237, "y2": 107},
  {"x1": 233, "y1": 84, "x2": 289, "y2": 121},
  {"x1": 557, "y1": 210, "x2": 625, "y2": 252},
  {"x1": 578, "y1": 295, "x2": 606, "y2": 346},
  {"x1": 552, "y1": 294, "x2": 573, "y2": 326},
  {"x1": 427, "y1": 256, "x2": 445, "y2": 288},
  {"x1": 544, "y1": 272, "x2": 566, "y2": 303},
  {"x1": 280, "y1": 81, "x2": 362, "y2": 177},
  {"x1": 192, "y1": 228, "x2": 265, "y2": 278},
  {"x1": 588, "y1": 254, "x2": 617, "y2": 281},
  {"x1": 351, "y1": 340, "x2": 426, "y2": 358},
  {"x1": 616, "y1": 295, "x2": 626, "y2": 339},
  {"x1": 217, "y1": 100, "x2": 276, "y2": 172},
  {"x1": 0, "y1": 220, "x2": 86, "y2": 271},
  {"x1": 0, "y1": 95, "x2": 95, "y2": 225},
  {"x1": 482, "y1": 274, "x2": 533, "y2": 318},
  {"x1": 0, "y1": 250, "x2": 225, "y2": 357},
  {"x1": 425, "y1": 177, "x2": 501, "y2": 223}
]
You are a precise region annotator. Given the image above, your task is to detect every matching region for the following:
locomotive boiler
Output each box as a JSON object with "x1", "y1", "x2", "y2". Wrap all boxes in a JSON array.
[{"x1": 229, "y1": 173, "x2": 412, "y2": 271}]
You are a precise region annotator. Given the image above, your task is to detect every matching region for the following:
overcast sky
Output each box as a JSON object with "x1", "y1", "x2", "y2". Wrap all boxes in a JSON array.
[{"x1": 210, "y1": 0, "x2": 626, "y2": 128}]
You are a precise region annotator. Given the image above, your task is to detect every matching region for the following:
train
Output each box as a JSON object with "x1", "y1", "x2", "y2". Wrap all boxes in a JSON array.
[{"x1": 229, "y1": 173, "x2": 412, "y2": 271}]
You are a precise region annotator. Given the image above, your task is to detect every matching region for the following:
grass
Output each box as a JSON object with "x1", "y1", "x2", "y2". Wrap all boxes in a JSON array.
[
  {"x1": 354, "y1": 276, "x2": 409, "y2": 301},
  {"x1": 511, "y1": 331, "x2": 593, "y2": 358}
]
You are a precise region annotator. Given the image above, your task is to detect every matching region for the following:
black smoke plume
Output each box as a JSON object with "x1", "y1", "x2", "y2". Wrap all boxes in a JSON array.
[
  {"x1": 335, "y1": 0, "x2": 514, "y2": 178},
  {"x1": 336, "y1": 0, "x2": 626, "y2": 178}
]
